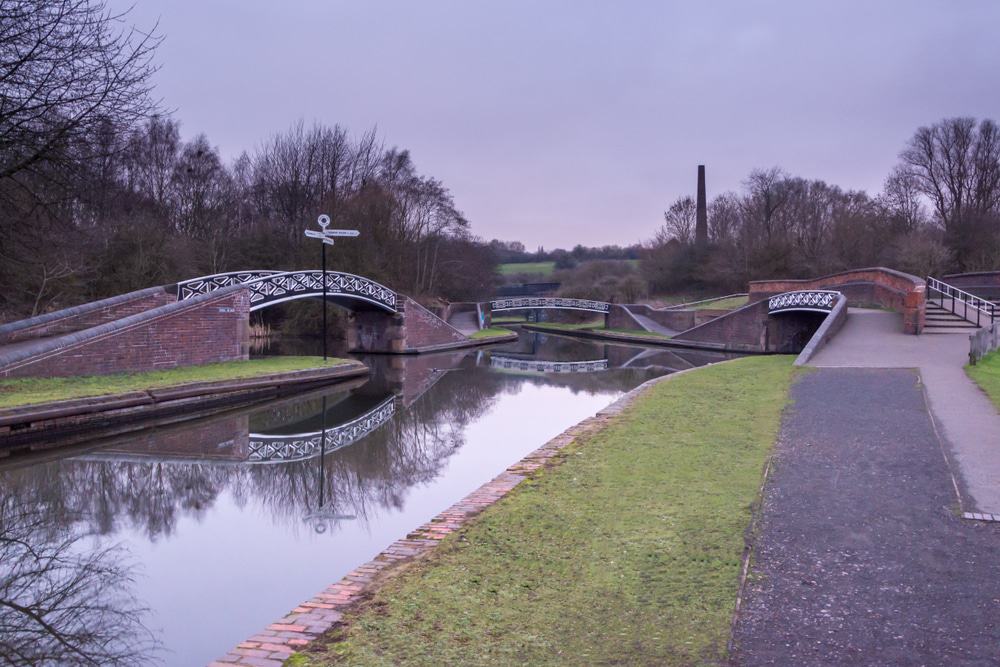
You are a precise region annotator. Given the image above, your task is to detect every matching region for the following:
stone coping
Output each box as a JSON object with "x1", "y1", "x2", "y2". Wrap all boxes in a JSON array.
[
  {"x1": 0, "y1": 285, "x2": 170, "y2": 338},
  {"x1": 0, "y1": 362, "x2": 368, "y2": 441},
  {"x1": 793, "y1": 294, "x2": 848, "y2": 366},
  {"x1": 211, "y1": 362, "x2": 727, "y2": 667},
  {"x1": 748, "y1": 266, "x2": 924, "y2": 290}
]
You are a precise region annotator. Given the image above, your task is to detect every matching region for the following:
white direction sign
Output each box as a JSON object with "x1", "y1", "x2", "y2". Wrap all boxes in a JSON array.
[{"x1": 304, "y1": 214, "x2": 360, "y2": 244}]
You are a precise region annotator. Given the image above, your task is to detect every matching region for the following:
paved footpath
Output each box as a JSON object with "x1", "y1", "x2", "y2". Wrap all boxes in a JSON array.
[
  {"x1": 810, "y1": 309, "x2": 1000, "y2": 515},
  {"x1": 732, "y1": 367, "x2": 1000, "y2": 665}
]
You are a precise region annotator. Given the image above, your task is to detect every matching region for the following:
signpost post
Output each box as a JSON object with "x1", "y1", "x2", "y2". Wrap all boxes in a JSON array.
[{"x1": 304, "y1": 214, "x2": 360, "y2": 360}]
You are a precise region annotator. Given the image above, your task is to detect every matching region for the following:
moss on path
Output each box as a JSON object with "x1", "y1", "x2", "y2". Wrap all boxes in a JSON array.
[
  {"x1": 305, "y1": 356, "x2": 796, "y2": 666},
  {"x1": 0, "y1": 356, "x2": 351, "y2": 408},
  {"x1": 469, "y1": 327, "x2": 516, "y2": 340}
]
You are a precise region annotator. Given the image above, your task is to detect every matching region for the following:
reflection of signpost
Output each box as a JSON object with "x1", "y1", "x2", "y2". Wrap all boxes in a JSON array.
[
  {"x1": 303, "y1": 215, "x2": 360, "y2": 360},
  {"x1": 303, "y1": 394, "x2": 357, "y2": 533}
]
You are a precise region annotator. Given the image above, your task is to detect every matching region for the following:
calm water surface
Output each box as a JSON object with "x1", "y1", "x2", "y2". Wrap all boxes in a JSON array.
[{"x1": 0, "y1": 332, "x2": 736, "y2": 665}]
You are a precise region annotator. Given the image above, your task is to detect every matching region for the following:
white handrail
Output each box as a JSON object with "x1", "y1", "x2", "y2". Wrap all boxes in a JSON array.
[{"x1": 926, "y1": 276, "x2": 996, "y2": 320}]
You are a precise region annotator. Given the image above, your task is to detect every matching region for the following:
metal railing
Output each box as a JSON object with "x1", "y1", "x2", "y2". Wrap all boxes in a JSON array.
[{"x1": 926, "y1": 276, "x2": 997, "y2": 327}]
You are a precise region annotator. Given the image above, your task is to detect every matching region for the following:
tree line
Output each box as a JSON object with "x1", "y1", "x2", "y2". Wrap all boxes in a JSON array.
[
  {"x1": 0, "y1": 1, "x2": 494, "y2": 321},
  {"x1": 645, "y1": 117, "x2": 1000, "y2": 293}
]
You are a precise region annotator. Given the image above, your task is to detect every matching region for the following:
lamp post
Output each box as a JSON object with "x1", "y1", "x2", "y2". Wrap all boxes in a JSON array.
[{"x1": 304, "y1": 214, "x2": 360, "y2": 360}]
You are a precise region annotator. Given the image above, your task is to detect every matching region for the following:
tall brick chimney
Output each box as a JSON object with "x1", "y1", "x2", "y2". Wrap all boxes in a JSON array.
[{"x1": 695, "y1": 164, "x2": 708, "y2": 248}]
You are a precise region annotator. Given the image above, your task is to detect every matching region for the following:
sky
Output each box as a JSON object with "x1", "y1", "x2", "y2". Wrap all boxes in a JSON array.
[{"x1": 113, "y1": 1, "x2": 1000, "y2": 249}]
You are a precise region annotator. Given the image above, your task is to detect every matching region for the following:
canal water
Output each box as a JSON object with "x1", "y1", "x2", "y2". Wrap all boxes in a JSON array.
[{"x1": 0, "y1": 332, "x2": 736, "y2": 666}]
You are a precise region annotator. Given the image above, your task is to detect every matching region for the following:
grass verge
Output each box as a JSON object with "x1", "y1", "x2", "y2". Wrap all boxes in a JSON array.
[
  {"x1": 527, "y1": 321, "x2": 671, "y2": 339},
  {"x1": 498, "y1": 261, "x2": 556, "y2": 276},
  {"x1": 967, "y1": 350, "x2": 1000, "y2": 411},
  {"x1": 691, "y1": 295, "x2": 749, "y2": 311},
  {"x1": 305, "y1": 356, "x2": 796, "y2": 666},
  {"x1": 470, "y1": 327, "x2": 516, "y2": 340},
  {"x1": 0, "y1": 356, "x2": 351, "y2": 409}
]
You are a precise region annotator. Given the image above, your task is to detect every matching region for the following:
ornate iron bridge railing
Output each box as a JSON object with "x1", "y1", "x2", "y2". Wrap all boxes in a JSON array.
[
  {"x1": 247, "y1": 396, "x2": 396, "y2": 463},
  {"x1": 489, "y1": 297, "x2": 611, "y2": 313},
  {"x1": 767, "y1": 290, "x2": 840, "y2": 315},
  {"x1": 490, "y1": 355, "x2": 609, "y2": 373},
  {"x1": 176, "y1": 269, "x2": 397, "y2": 312}
]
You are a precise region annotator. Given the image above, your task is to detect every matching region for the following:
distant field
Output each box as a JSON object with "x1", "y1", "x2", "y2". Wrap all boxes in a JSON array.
[
  {"x1": 498, "y1": 258, "x2": 640, "y2": 277},
  {"x1": 498, "y1": 261, "x2": 556, "y2": 276}
]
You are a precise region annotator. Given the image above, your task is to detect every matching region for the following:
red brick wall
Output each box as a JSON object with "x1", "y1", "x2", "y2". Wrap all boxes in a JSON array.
[
  {"x1": 0, "y1": 289, "x2": 251, "y2": 378},
  {"x1": 748, "y1": 268, "x2": 925, "y2": 334},
  {"x1": 673, "y1": 299, "x2": 828, "y2": 353},
  {"x1": 399, "y1": 297, "x2": 468, "y2": 349},
  {"x1": 0, "y1": 288, "x2": 176, "y2": 344}
]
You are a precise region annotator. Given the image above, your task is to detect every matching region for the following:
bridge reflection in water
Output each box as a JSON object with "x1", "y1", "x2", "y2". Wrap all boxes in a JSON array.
[{"x1": 0, "y1": 331, "x2": 738, "y2": 666}]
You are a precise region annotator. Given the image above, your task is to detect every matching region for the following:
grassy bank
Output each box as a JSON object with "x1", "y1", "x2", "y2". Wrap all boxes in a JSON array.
[
  {"x1": 305, "y1": 356, "x2": 796, "y2": 666},
  {"x1": 0, "y1": 356, "x2": 351, "y2": 409},
  {"x1": 691, "y1": 295, "x2": 749, "y2": 311},
  {"x1": 527, "y1": 321, "x2": 671, "y2": 339},
  {"x1": 470, "y1": 327, "x2": 516, "y2": 340},
  {"x1": 967, "y1": 350, "x2": 1000, "y2": 410}
]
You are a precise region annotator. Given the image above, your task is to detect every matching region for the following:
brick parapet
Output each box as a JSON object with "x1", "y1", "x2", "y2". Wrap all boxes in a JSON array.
[
  {"x1": 0, "y1": 287, "x2": 251, "y2": 378},
  {"x1": 0, "y1": 286, "x2": 175, "y2": 344},
  {"x1": 748, "y1": 268, "x2": 925, "y2": 334}
]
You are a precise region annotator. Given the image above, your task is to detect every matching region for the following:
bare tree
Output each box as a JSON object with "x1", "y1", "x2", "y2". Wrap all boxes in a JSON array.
[
  {"x1": 0, "y1": 0, "x2": 161, "y2": 190},
  {"x1": 900, "y1": 117, "x2": 1000, "y2": 266},
  {"x1": 660, "y1": 195, "x2": 697, "y2": 244}
]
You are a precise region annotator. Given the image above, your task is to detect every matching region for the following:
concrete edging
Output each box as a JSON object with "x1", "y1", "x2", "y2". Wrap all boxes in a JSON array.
[{"x1": 211, "y1": 360, "x2": 737, "y2": 666}]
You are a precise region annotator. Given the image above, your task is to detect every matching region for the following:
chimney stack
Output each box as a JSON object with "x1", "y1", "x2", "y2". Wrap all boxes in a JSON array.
[{"x1": 695, "y1": 165, "x2": 708, "y2": 247}]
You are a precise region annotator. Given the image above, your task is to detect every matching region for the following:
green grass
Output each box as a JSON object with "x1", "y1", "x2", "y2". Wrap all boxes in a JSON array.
[
  {"x1": 967, "y1": 350, "x2": 1000, "y2": 411},
  {"x1": 470, "y1": 327, "x2": 516, "y2": 340},
  {"x1": 691, "y1": 295, "x2": 749, "y2": 311},
  {"x1": 490, "y1": 315, "x2": 527, "y2": 324},
  {"x1": 305, "y1": 356, "x2": 797, "y2": 666},
  {"x1": 525, "y1": 321, "x2": 670, "y2": 339},
  {"x1": 0, "y1": 356, "x2": 350, "y2": 409},
  {"x1": 498, "y1": 261, "x2": 556, "y2": 276}
]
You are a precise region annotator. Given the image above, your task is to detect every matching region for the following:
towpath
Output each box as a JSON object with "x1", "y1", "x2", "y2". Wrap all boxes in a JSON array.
[
  {"x1": 808, "y1": 308, "x2": 1000, "y2": 515},
  {"x1": 732, "y1": 366, "x2": 1000, "y2": 665}
]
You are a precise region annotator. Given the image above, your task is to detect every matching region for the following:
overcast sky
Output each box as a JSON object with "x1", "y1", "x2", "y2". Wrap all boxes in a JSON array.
[{"x1": 115, "y1": 1, "x2": 1000, "y2": 249}]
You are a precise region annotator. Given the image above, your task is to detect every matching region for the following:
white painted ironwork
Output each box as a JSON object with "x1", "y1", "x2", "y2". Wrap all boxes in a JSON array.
[
  {"x1": 490, "y1": 355, "x2": 609, "y2": 373},
  {"x1": 176, "y1": 269, "x2": 397, "y2": 312},
  {"x1": 489, "y1": 297, "x2": 611, "y2": 313},
  {"x1": 247, "y1": 396, "x2": 396, "y2": 463},
  {"x1": 767, "y1": 290, "x2": 840, "y2": 314},
  {"x1": 927, "y1": 276, "x2": 996, "y2": 326}
]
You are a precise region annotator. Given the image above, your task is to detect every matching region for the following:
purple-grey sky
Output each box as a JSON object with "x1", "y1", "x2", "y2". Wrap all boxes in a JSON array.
[{"x1": 115, "y1": 1, "x2": 1000, "y2": 249}]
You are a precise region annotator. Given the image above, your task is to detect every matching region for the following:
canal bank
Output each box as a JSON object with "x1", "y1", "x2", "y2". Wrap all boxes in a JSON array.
[
  {"x1": 0, "y1": 357, "x2": 367, "y2": 451},
  {"x1": 220, "y1": 356, "x2": 796, "y2": 666}
]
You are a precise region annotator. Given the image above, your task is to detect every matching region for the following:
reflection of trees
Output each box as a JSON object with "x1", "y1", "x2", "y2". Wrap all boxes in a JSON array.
[
  {"x1": 0, "y1": 496, "x2": 158, "y2": 666},
  {"x1": 1, "y1": 334, "x2": 687, "y2": 545},
  {"x1": 0, "y1": 367, "x2": 502, "y2": 541}
]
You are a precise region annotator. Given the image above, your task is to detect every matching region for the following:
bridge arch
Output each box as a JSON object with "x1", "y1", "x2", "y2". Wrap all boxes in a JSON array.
[
  {"x1": 489, "y1": 297, "x2": 611, "y2": 314},
  {"x1": 176, "y1": 270, "x2": 398, "y2": 313},
  {"x1": 767, "y1": 290, "x2": 840, "y2": 315}
]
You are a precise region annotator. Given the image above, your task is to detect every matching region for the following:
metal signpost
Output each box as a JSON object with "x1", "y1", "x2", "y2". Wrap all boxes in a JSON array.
[{"x1": 304, "y1": 214, "x2": 360, "y2": 360}]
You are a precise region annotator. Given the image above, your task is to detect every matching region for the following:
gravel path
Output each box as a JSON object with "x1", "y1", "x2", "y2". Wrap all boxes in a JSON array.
[{"x1": 731, "y1": 367, "x2": 1000, "y2": 666}]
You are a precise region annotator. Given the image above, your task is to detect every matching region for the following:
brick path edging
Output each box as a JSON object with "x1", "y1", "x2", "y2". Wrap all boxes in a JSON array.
[{"x1": 211, "y1": 361, "x2": 729, "y2": 666}]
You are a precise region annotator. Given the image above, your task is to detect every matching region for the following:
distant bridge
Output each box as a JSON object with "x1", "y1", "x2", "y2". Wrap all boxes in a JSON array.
[
  {"x1": 176, "y1": 270, "x2": 397, "y2": 312},
  {"x1": 489, "y1": 297, "x2": 611, "y2": 313}
]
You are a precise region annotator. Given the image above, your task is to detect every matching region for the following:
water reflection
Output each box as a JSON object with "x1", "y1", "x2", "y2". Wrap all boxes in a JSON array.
[
  {"x1": 0, "y1": 332, "x2": 738, "y2": 665},
  {"x1": 0, "y1": 496, "x2": 159, "y2": 666}
]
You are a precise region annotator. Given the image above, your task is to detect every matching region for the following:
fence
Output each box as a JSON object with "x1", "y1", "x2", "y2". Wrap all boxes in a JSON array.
[{"x1": 969, "y1": 322, "x2": 1000, "y2": 365}]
